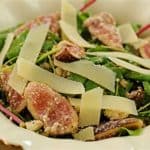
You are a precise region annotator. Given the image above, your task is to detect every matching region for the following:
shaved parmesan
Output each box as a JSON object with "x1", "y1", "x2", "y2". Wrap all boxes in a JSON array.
[
  {"x1": 8, "y1": 65, "x2": 27, "y2": 94},
  {"x1": 69, "y1": 97, "x2": 81, "y2": 112},
  {"x1": 17, "y1": 58, "x2": 85, "y2": 94},
  {"x1": 0, "y1": 33, "x2": 14, "y2": 68},
  {"x1": 131, "y1": 38, "x2": 148, "y2": 49},
  {"x1": 60, "y1": 0, "x2": 94, "y2": 48},
  {"x1": 73, "y1": 127, "x2": 95, "y2": 141},
  {"x1": 60, "y1": 21, "x2": 94, "y2": 48},
  {"x1": 108, "y1": 57, "x2": 150, "y2": 75},
  {"x1": 61, "y1": 0, "x2": 76, "y2": 26},
  {"x1": 118, "y1": 24, "x2": 138, "y2": 43},
  {"x1": 79, "y1": 87, "x2": 103, "y2": 127},
  {"x1": 54, "y1": 59, "x2": 116, "y2": 92},
  {"x1": 18, "y1": 24, "x2": 49, "y2": 62},
  {"x1": 86, "y1": 52, "x2": 150, "y2": 69},
  {"x1": 102, "y1": 95, "x2": 138, "y2": 115},
  {"x1": 69, "y1": 95, "x2": 137, "y2": 115},
  {"x1": 8, "y1": 24, "x2": 49, "y2": 94}
]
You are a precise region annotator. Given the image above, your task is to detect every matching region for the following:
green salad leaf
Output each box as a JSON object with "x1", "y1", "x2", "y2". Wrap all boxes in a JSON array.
[
  {"x1": 120, "y1": 127, "x2": 143, "y2": 136},
  {"x1": 131, "y1": 23, "x2": 141, "y2": 32},
  {"x1": 0, "y1": 34, "x2": 7, "y2": 52},
  {"x1": 77, "y1": 12, "x2": 89, "y2": 34},
  {"x1": 68, "y1": 73, "x2": 87, "y2": 84},
  {"x1": 42, "y1": 32, "x2": 60, "y2": 52},
  {"x1": 84, "y1": 80, "x2": 99, "y2": 91},
  {"x1": 126, "y1": 72, "x2": 150, "y2": 82},
  {"x1": 143, "y1": 82, "x2": 150, "y2": 96},
  {"x1": 6, "y1": 30, "x2": 28, "y2": 59}
]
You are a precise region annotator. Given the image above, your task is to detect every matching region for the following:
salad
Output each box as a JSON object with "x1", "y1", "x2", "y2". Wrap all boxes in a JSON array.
[{"x1": 0, "y1": 0, "x2": 150, "y2": 142}]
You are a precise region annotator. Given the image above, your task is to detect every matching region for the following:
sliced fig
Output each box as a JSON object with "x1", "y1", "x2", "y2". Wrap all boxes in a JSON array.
[
  {"x1": 139, "y1": 42, "x2": 150, "y2": 58},
  {"x1": 84, "y1": 12, "x2": 123, "y2": 49},
  {"x1": 15, "y1": 13, "x2": 60, "y2": 36},
  {"x1": 0, "y1": 71, "x2": 26, "y2": 113},
  {"x1": 24, "y1": 82, "x2": 78, "y2": 136},
  {"x1": 94, "y1": 12, "x2": 116, "y2": 25},
  {"x1": 55, "y1": 41, "x2": 85, "y2": 62}
]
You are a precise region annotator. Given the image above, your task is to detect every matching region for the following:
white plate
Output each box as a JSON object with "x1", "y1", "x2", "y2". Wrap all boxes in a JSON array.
[{"x1": 0, "y1": 0, "x2": 150, "y2": 150}]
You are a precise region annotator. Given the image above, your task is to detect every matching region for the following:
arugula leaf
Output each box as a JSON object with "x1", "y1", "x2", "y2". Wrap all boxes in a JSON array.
[
  {"x1": 68, "y1": 73, "x2": 87, "y2": 84},
  {"x1": 131, "y1": 23, "x2": 141, "y2": 32},
  {"x1": 120, "y1": 127, "x2": 143, "y2": 136},
  {"x1": 84, "y1": 80, "x2": 99, "y2": 91},
  {"x1": 37, "y1": 46, "x2": 59, "y2": 63},
  {"x1": 139, "y1": 110, "x2": 150, "y2": 117},
  {"x1": 85, "y1": 56, "x2": 103, "y2": 64},
  {"x1": 6, "y1": 30, "x2": 28, "y2": 59},
  {"x1": 143, "y1": 82, "x2": 150, "y2": 96},
  {"x1": 87, "y1": 45, "x2": 122, "y2": 52},
  {"x1": 0, "y1": 34, "x2": 6, "y2": 51},
  {"x1": 138, "y1": 102, "x2": 150, "y2": 112},
  {"x1": 42, "y1": 32, "x2": 60, "y2": 52},
  {"x1": 77, "y1": 12, "x2": 92, "y2": 41},
  {"x1": 126, "y1": 72, "x2": 150, "y2": 82},
  {"x1": 77, "y1": 12, "x2": 89, "y2": 33},
  {"x1": 105, "y1": 62, "x2": 127, "y2": 79},
  {"x1": 138, "y1": 110, "x2": 150, "y2": 125}
]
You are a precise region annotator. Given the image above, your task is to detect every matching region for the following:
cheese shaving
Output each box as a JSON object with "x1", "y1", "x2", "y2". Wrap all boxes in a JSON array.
[
  {"x1": 102, "y1": 95, "x2": 138, "y2": 115},
  {"x1": 86, "y1": 52, "x2": 150, "y2": 69},
  {"x1": 73, "y1": 127, "x2": 95, "y2": 141},
  {"x1": 108, "y1": 57, "x2": 150, "y2": 75},
  {"x1": 60, "y1": 0, "x2": 94, "y2": 48},
  {"x1": 118, "y1": 23, "x2": 138, "y2": 43},
  {"x1": 79, "y1": 87, "x2": 103, "y2": 127},
  {"x1": 8, "y1": 24, "x2": 49, "y2": 94},
  {"x1": 54, "y1": 59, "x2": 116, "y2": 92},
  {"x1": 17, "y1": 58, "x2": 85, "y2": 94},
  {"x1": 69, "y1": 95, "x2": 138, "y2": 115},
  {"x1": 0, "y1": 33, "x2": 14, "y2": 68}
]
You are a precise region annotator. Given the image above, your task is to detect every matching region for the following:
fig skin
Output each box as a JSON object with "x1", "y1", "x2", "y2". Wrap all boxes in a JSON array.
[
  {"x1": 24, "y1": 82, "x2": 78, "y2": 136},
  {"x1": 0, "y1": 71, "x2": 26, "y2": 113},
  {"x1": 84, "y1": 12, "x2": 123, "y2": 49}
]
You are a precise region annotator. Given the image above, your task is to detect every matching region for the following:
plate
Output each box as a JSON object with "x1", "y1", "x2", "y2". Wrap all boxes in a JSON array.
[{"x1": 0, "y1": 0, "x2": 150, "y2": 149}]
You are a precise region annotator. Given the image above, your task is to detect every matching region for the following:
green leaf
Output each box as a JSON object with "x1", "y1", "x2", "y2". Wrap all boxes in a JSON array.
[
  {"x1": 6, "y1": 30, "x2": 28, "y2": 59},
  {"x1": 85, "y1": 56, "x2": 103, "y2": 64},
  {"x1": 120, "y1": 127, "x2": 143, "y2": 136},
  {"x1": 87, "y1": 45, "x2": 120, "y2": 52},
  {"x1": 143, "y1": 81, "x2": 150, "y2": 96},
  {"x1": 138, "y1": 102, "x2": 150, "y2": 112},
  {"x1": 68, "y1": 73, "x2": 87, "y2": 84},
  {"x1": 77, "y1": 12, "x2": 89, "y2": 33},
  {"x1": 42, "y1": 32, "x2": 60, "y2": 52},
  {"x1": 0, "y1": 34, "x2": 7, "y2": 51},
  {"x1": 84, "y1": 80, "x2": 99, "y2": 91},
  {"x1": 105, "y1": 62, "x2": 127, "y2": 79},
  {"x1": 37, "y1": 46, "x2": 59, "y2": 63},
  {"x1": 139, "y1": 110, "x2": 150, "y2": 117},
  {"x1": 138, "y1": 110, "x2": 150, "y2": 124},
  {"x1": 126, "y1": 72, "x2": 150, "y2": 82},
  {"x1": 131, "y1": 23, "x2": 141, "y2": 32}
]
